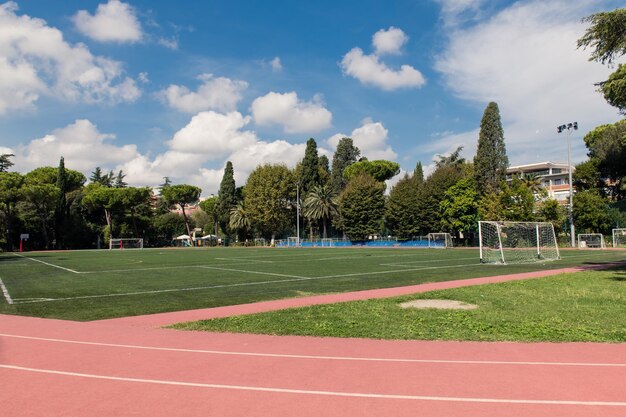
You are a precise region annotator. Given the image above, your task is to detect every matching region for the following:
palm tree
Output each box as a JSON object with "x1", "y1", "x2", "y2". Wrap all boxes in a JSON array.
[
  {"x1": 302, "y1": 185, "x2": 338, "y2": 239},
  {"x1": 521, "y1": 173, "x2": 543, "y2": 194},
  {"x1": 229, "y1": 202, "x2": 250, "y2": 239}
]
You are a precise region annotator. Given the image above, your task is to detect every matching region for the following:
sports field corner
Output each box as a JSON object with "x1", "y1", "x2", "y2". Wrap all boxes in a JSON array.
[{"x1": 1, "y1": 246, "x2": 626, "y2": 416}]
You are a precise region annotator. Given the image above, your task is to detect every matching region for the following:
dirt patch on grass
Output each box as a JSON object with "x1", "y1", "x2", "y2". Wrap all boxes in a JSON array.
[{"x1": 399, "y1": 299, "x2": 478, "y2": 310}]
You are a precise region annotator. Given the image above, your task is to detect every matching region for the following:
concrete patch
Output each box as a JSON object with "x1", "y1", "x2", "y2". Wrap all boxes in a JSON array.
[{"x1": 399, "y1": 299, "x2": 478, "y2": 310}]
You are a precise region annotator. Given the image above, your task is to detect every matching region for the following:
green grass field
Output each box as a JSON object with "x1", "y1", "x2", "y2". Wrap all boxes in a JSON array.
[
  {"x1": 0, "y1": 247, "x2": 624, "y2": 321},
  {"x1": 175, "y1": 267, "x2": 626, "y2": 342}
]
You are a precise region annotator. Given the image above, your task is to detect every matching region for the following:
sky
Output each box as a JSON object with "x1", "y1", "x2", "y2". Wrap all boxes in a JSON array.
[{"x1": 0, "y1": 0, "x2": 624, "y2": 195}]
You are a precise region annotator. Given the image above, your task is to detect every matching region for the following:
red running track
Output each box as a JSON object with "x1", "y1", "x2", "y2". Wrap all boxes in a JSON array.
[{"x1": 1, "y1": 268, "x2": 625, "y2": 417}]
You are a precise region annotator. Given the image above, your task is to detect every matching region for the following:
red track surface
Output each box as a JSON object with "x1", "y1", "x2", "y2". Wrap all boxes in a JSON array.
[{"x1": 1, "y1": 268, "x2": 625, "y2": 417}]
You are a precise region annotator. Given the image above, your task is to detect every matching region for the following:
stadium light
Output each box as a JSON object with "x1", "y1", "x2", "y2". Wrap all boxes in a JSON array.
[{"x1": 557, "y1": 121, "x2": 578, "y2": 248}]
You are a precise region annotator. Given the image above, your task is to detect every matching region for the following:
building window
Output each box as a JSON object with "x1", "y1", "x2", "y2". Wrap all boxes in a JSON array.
[
  {"x1": 552, "y1": 168, "x2": 562, "y2": 174},
  {"x1": 544, "y1": 181, "x2": 550, "y2": 187},
  {"x1": 554, "y1": 179, "x2": 562, "y2": 185}
]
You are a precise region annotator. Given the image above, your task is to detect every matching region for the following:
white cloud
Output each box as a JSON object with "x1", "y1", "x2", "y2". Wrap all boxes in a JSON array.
[
  {"x1": 0, "y1": 2, "x2": 140, "y2": 114},
  {"x1": 160, "y1": 74, "x2": 248, "y2": 113},
  {"x1": 251, "y1": 91, "x2": 332, "y2": 134},
  {"x1": 327, "y1": 118, "x2": 397, "y2": 161},
  {"x1": 372, "y1": 27, "x2": 408, "y2": 55},
  {"x1": 341, "y1": 47, "x2": 425, "y2": 90},
  {"x1": 138, "y1": 72, "x2": 149, "y2": 83},
  {"x1": 270, "y1": 57, "x2": 283, "y2": 72},
  {"x1": 73, "y1": 0, "x2": 142, "y2": 43},
  {"x1": 432, "y1": 0, "x2": 623, "y2": 166},
  {"x1": 11, "y1": 119, "x2": 139, "y2": 172},
  {"x1": 434, "y1": 0, "x2": 486, "y2": 26},
  {"x1": 157, "y1": 36, "x2": 178, "y2": 50},
  {"x1": 167, "y1": 111, "x2": 257, "y2": 155}
]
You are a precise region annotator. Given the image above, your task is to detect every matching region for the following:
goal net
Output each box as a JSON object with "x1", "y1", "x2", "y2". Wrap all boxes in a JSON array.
[
  {"x1": 109, "y1": 238, "x2": 143, "y2": 250},
  {"x1": 427, "y1": 233, "x2": 453, "y2": 248},
  {"x1": 478, "y1": 221, "x2": 559, "y2": 264},
  {"x1": 577, "y1": 233, "x2": 605, "y2": 249},
  {"x1": 613, "y1": 228, "x2": 626, "y2": 248},
  {"x1": 287, "y1": 237, "x2": 300, "y2": 247}
]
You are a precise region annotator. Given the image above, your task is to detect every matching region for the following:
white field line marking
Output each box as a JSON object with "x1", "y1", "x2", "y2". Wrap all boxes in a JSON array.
[
  {"x1": 12, "y1": 253, "x2": 80, "y2": 274},
  {"x1": 0, "y1": 278, "x2": 13, "y2": 304},
  {"x1": 10, "y1": 263, "x2": 482, "y2": 304},
  {"x1": 1, "y1": 364, "x2": 625, "y2": 406},
  {"x1": 215, "y1": 257, "x2": 274, "y2": 263},
  {"x1": 2, "y1": 333, "x2": 625, "y2": 368}
]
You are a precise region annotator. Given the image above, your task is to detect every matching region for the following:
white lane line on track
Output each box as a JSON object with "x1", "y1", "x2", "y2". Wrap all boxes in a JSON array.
[
  {"x1": 2, "y1": 333, "x2": 625, "y2": 368},
  {"x1": 12, "y1": 253, "x2": 80, "y2": 274},
  {"x1": 1, "y1": 364, "x2": 625, "y2": 406},
  {"x1": 0, "y1": 278, "x2": 13, "y2": 304}
]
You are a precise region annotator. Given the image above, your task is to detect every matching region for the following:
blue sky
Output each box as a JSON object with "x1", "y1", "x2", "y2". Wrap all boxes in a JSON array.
[{"x1": 0, "y1": 0, "x2": 623, "y2": 194}]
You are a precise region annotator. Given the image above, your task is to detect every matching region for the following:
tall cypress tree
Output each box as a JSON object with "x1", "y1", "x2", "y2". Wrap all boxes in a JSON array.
[
  {"x1": 474, "y1": 102, "x2": 508, "y2": 194},
  {"x1": 330, "y1": 137, "x2": 360, "y2": 194},
  {"x1": 413, "y1": 161, "x2": 424, "y2": 185},
  {"x1": 55, "y1": 157, "x2": 67, "y2": 249},
  {"x1": 217, "y1": 161, "x2": 237, "y2": 238},
  {"x1": 301, "y1": 138, "x2": 320, "y2": 194}
]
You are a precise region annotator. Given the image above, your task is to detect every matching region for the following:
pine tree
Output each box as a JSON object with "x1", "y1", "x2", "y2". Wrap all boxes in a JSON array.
[
  {"x1": 90, "y1": 167, "x2": 104, "y2": 184},
  {"x1": 217, "y1": 161, "x2": 237, "y2": 237},
  {"x1": 0, "y1": 153, "x2": 14, "y2": 172},
  {"x1": 330, "y1": 137, "x2": 360, "y2": 194},
  {"x1": 413, "y1": 161, "x2": 424, "y2": 185},
  {"x1": 300, "y1": 138, "x2": 320, "y2": 194},
  {"x1": 55, "y1": 157, "x2": 67, "y2": 249},
  {"x1": 114, "y1": 170, "x2": 127, "y2": 188},
  {"x1": 474, "y1": 102, "x2": 508, "y2": 194}
]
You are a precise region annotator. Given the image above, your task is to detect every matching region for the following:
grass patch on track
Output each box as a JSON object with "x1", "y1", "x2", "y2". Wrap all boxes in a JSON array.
[{"x1": 173, "y1": 266, "x2": 626, "y2": 343}]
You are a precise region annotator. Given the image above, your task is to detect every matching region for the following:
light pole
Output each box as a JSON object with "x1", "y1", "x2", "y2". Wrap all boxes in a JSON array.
[
  {"x1": 296, "y1": 183, "x2": 300, "y2": 246},
  {"x1": 557, "y1": 122, "x2": 578, "y2": 247}
]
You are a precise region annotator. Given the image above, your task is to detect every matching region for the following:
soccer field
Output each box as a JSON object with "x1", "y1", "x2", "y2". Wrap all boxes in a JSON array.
[{"x1": 1, "y1": 247, "x2": 624, "y2": 321}]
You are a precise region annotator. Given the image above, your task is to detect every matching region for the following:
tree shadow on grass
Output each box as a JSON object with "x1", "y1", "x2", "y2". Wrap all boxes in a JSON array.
[{"x1": 608, "y1": 272, "x2": 626, "y2": 282}]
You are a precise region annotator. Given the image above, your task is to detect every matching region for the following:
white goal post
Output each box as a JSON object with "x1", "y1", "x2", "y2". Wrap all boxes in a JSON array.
[
  {"x1": 478, "y1": 221, "x2": 559, "y2": 264},
  {"x1": 109, "y1": 238, "x2": 143, "y2": 250},
  {"x1": 577, "y1": 233, "x2": 605, "y2": 249},
  {"x1": 613, "y1": 228, "x2": 626, "y2": 248},
  {"x1": 427, "y1": 233, "x2": 453, "y2": 248},
  {"x1": 287, "y1": 236, "x2": 300, "y2": 247}
]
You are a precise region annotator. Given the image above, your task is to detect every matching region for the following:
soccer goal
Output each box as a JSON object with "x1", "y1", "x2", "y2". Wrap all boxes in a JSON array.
[
  {"x1": 287, "y1": 237, "x2": 300, "y2": 247},
  {"x1": 577, "y1": 233, "x2": 605, "y2": 249},
  {"x1": 109, "y1": 238, "x2": 143, "y2": 250},
  {"x1": 427, "y1": 233, "x2": 453, "y2": 248},
  {"x1": 478, "y1": 221, "x2": 559, "y2": 264},
  {"x1": 613, "y1": 228, "x2": 626, "y2": 248}
]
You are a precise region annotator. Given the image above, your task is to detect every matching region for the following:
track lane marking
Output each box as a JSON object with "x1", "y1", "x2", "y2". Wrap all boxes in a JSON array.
[
  {"x1": 1, "y1": 364, "x2": 625, "y2": 406},
  {"x1": 2, "y1": 333, "x2": 625, "y2": 368}
]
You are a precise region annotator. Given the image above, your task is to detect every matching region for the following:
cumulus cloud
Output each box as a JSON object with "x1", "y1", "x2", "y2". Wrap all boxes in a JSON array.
[
  {"x1": 341, "y1": 28, "x2": 425, "y2": 90},
  {"x1": 0, "y1": 2, "x2": 140, "y2": 114},
  {"x1": 160, "y1": 74, "x2": 248, "y2": 113},
  {"x1": 327, "y1": 118, "x2": 397, "y2": 160},
  {"x1": 372, "y1": 27, "x2": 408, "y2": 55},
  {"x1": 432, "y1": 0, "x2": 622, "y2": 166},
  {"x1": 73, "y1": 0, "x2": 142, "y2": 43},
  {"x1": 11, "y1": 119, "x2": 139, "y2": 172},
  {"x1": 251, "y1": 91, "x2": 332, "y2": 134}
]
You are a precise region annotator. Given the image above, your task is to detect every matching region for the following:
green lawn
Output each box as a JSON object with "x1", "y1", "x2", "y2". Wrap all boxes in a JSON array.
[
  {"x1": 0, "y1": 247, "x2": 624, "y2": 321},
  {"x1": 174, "y1": 266, "x2": 626, "y2": 343}
]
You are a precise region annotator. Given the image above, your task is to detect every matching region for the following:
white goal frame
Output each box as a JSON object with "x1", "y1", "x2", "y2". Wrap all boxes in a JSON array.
[
  {"x1": 109, "y1": 238, "x2": 143, "y2": 250},
  {"x1": 577, "y1": 233, "x2": 605, "y2": 249},
  {"x1": 613, "y1": 228, "x2": 626, "y2": 248},
  {"x1": 287, "y1": 236, "x2": 300, "y2": 247},
  {"x1": 427, "y1": 233, "x2": 453, "y2": 249},
  {"x1": 478, "y1": 221, "x2": 559, "y2": 264}
]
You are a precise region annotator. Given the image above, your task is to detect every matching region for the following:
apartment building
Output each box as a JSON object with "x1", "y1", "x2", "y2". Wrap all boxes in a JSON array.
[{"x1": 506, "y1": 161, "x2": 574, "y2": 203}]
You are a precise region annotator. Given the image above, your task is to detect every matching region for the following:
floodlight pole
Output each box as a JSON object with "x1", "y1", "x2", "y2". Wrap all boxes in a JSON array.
[
  {"x1": 557, "y1": 122, "x2": 578, "y2": 248},
  {"x1": 296, "y1": 183, "x2": 300, "y2": 246}
]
